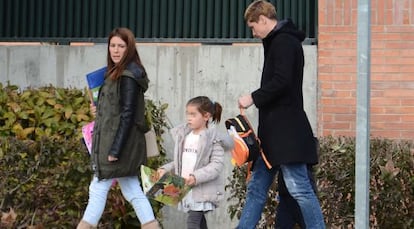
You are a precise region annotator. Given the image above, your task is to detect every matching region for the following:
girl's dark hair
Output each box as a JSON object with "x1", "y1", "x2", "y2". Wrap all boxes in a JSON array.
[
  {"x1": 187, "y1": 96, "x2": 222, "y2": 126},
  {"x1": 106, "y1": 27, "x2": 147, "y2": 80}
]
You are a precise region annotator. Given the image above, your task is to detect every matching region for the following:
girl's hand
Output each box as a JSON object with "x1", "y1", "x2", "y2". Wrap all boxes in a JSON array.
[
  {"x1": 90, "y1": 103, "x2": 97, "y2": 117},
  {"x1": 157, "y1": 168, "x2": 166, "y2": 179},
  {"x1": 185, "y1": 174, "x2": 196, "y2": 186}
]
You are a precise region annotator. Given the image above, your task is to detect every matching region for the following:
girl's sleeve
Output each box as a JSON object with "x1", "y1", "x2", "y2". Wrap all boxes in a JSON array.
[
  {"x1": 216, "y1": 131, "x2": 234, "y2": 152},
  {"x1": 160, "y1": 161, "x2": 175, "y2": 173},
  {"x1": 191, "y1": 140, "x2": 224, "y2": 184}
]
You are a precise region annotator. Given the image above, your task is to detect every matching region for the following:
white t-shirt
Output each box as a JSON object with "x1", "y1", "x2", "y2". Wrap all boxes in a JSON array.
[{"x1": 181, "y1": 131, "x2": 199, "y2": 178}]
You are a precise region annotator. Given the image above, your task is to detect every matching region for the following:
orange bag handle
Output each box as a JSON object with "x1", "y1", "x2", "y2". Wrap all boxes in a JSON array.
[
  {"x1": 240, "y1": 108, "x2": 245, "y2": 115},
  {"x1": 239, "y1": 107, "x2": 273, "y2": 170}
]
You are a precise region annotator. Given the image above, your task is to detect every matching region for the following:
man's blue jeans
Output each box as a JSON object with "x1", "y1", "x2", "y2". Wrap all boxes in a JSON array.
[{"x1": 236, "y1": 156, "x2": 325, "y2": 229}]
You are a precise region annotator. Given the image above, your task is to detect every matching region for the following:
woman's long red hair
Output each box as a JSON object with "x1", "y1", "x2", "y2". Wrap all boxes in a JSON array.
[{"x1": 106, "y1": 27, "x2": 146, "y2": 80}]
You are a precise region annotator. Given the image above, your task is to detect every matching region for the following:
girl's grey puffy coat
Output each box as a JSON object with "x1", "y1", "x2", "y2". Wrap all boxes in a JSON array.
[{"x1": 161, "y1": 124, "x2": 233, "y2": 206}]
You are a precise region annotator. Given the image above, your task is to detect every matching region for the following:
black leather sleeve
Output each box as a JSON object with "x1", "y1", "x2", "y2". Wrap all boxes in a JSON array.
[{"x1": 108, "y1": 76, "x2": 141, "y2": 159}]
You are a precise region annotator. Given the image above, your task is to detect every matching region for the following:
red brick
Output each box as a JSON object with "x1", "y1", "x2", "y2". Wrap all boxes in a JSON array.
[
  {"x1": 323, "y1": 122, "x2": 352, "y2": 130},
  {"x1": 376, "y1": 0, "x2": 385, "y2": 25},
  {"x1": 384, "y1": 26, "x2": 414, "y2": 33},
  {"x1": 333, "y1": 82, "x2": 356, "y2": 90},
  {"x1": 384, "y1": 89, "x2": 414, "y2": 97},
  {"x1": 321, "y1": 98, "x2": 335, "y2": 106},
  {"x1": 384, "y1": 106, "x2": 414, "y2": 114},
  {"x1": 371, "y1": 65, "x2": 401, "y2": 73},
  {"x1": 331, "y1": 130, "x2": 356, "y2": 137},
  {"x1": 372, "y1": 33, "x2": 403, "y2": 40},
  {"x1": 401, "y1": 49, "x2": 414, "y2": 57},
  {"x1": 320, "y1": 74, "x2": 354, "y2": 81},
  {"x1": 318, "y1": 65, "x2": 334, "y2": 73},
  {"x1": 370, "y1": 90, "x2": 385, "y2": 97},
  {"x1": 371, "y1": 98, "x2": 401, "y2": 106},
  {"x1": 371, "y1": 74, "x2": 404, "y2": 81},
  {"x1": 371, "y1": 130, "x2": 402, "y2": 139},
  {"x1": 376, "y1": 123, "x2": 414, "y2": 130},
  {"x1": 335, "y1": 10, "x2": 343, "y2": 25},
  {"x1": 321, "y1": 89, "x2": 335, "y2": 96},
  {"x1": 321, "y1": 113, "x2": 334, "y2": 122},
  {"x1": 399, "y1": 131, "x2": 414, "y2": 140},
  {"x1": 322, "y1": 106, "x2": 353, "y2": 114},
  {"x1": 320, "y1": 82, "x2": 334, "y2": 90},
  {"x1": 371, "y1": 82, "x2": 401, "y2": 89},
  {"x1": 379, "y1": 57, "x2": 414, "y2": 65},
  {"x1": 320, "y1": 40, "x2": 357, "y2": 49},
  {"x1": 371, "y1": 25, "x2": 386, "y2": 32},
  {"x1": 384, "y1": 41, "x2": 414, "y2": 49},
  {"x1": 385, "y1": 9, "x2": 394, "y2": 25},
  {"x1": 411, "y1": 0, "x2": 414, "y2": 23},
  {"x1": 371, "y1": 41, "x2": 386, "y2": 49},
  {"x1": 400, "y1": 82, "x2": 414, "y2": 89},
  {"x1": 326, "y1": 0, "x2": 335, "y2": 25},
  {"x1": 400, "y1": 65, "x2": 414, "y2": 73},
  {"x1": 333, "y1": 65, "x2": 356, "y2": 73},
  {"x1": 401, "y1": 115, "x2": 414, "y2": 122},
  {"x1": 334, "y1": 114, "x2": 356, "y2": 122},
  {"x1": 370, "y1": 106, "x2": 386, "y2": 114},
  {"x1": 319, "y1": 26, "x2": 355, "y2": 33},
  {"x1": 371, "y1": 114, "x2": 402, "y2": 123},
  {"x1": 401, "y1": 99, "x2": 414, "y2": 106}
]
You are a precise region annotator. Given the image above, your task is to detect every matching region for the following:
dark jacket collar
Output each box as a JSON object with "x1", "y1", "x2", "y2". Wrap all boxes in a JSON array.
[{"x1": 263, "y1": 18, "x2": 305, "y2": 44}]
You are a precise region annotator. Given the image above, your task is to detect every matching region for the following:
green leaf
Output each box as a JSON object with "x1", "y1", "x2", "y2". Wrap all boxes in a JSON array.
[{"x1": 64, "y1": 106, "x2": 73, "y2": 120}]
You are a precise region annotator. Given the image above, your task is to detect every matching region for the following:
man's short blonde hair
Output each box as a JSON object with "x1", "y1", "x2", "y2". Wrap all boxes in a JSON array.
[{"x1": 244, "y1": 0, "x2": 277, "y2": 23}]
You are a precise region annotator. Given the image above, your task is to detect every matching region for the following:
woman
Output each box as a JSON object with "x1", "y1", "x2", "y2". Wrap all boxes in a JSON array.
[{"x1": 77, "y1": 28, "x2": 159, "y2": 229}]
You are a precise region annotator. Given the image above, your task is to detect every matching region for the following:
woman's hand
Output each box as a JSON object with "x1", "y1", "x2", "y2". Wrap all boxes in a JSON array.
[
  {"x1": 90, "y1": 103, "x2": 97, "y2": 117},
  {"x1": 108, "y1": 155, "x2": 118, "y2": 162}
]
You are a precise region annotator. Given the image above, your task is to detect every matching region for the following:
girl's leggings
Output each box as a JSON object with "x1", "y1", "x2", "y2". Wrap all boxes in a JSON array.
[{"x1": 187, "y1": 210, "x2": 208, "y2": 229}]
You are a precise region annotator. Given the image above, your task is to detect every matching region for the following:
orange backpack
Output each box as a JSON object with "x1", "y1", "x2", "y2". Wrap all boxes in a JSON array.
[{"x1": 225, "y1": 110, "x2": 261, "y2": 167}]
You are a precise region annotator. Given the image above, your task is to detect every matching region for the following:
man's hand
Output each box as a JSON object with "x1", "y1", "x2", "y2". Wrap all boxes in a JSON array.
[{"x1": 238, "y1": 94, "x2": 253, "y2": 109}]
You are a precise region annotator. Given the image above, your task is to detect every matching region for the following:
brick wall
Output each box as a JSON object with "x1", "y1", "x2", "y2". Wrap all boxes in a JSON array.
[{"x1": 318, "y1": 0, "x2": 414, "y2": 139}]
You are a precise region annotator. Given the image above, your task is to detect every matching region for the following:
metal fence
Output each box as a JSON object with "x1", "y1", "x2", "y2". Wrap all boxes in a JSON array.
[{"x1": 0, "y1": 0, "x2": 317, "y2": 44}]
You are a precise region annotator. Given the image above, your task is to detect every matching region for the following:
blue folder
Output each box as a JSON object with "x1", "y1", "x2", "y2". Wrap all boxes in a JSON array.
[{"x1": 86, "y1": 67, "x2": 106, "y2": 105}]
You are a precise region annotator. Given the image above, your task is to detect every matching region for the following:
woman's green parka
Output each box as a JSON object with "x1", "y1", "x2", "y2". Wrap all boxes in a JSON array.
[{"x1": 92, "y1": 63, "x2": 149, "y2": 180}]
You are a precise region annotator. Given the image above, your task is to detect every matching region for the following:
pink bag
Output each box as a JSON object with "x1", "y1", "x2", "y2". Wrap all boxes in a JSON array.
[{"x1": 81, "y1": 121, "x2": 95, "y2": 154}]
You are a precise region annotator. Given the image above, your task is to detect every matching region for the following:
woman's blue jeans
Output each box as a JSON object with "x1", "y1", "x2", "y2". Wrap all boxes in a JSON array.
[
  {"x1": 236, "y1": 157, "x2": 325, "y2": 229},
  {"x1": 81, "y1": 176, "x2": 155, "y2": 226}
]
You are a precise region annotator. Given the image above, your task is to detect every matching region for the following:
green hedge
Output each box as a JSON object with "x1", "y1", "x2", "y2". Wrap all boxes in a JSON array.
[
  {"x1": 0, "y1": 83, "x2": 169, "y2": 228},
  {"x1": 0, "y1": 137, "x2": 92, "y2": 227},
  {"x1": 317, "y1": 136, "x2": 414, "y2": 228},
  {"x1": 226, "y1": 136, "x2": 414, "y2": 228}
]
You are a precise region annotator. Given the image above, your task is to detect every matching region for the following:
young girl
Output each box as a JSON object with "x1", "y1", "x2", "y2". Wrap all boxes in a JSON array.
[
  {"x1": 158, "y1": 96, "x2": 233, "y2": 229},
  {"x1": 77, "y1": 28, "x2": 159, "y2": 229}
]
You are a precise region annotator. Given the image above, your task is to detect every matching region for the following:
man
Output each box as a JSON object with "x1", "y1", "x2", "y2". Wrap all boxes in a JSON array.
[
  {"x1": 236, "y1": 1, "x2": 325, "y2": 228},
  {"x1": 275, "y1": 168, "x2": 318, "y2": 228}
]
